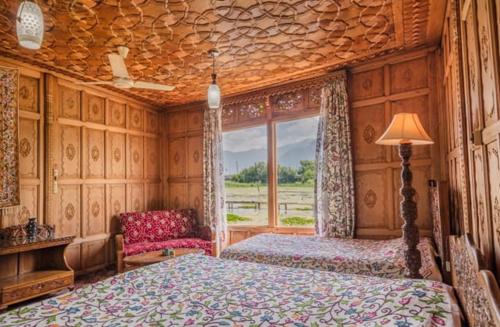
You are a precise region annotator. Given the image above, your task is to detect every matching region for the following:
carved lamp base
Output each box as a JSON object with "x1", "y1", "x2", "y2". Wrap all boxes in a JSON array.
[{"x1": 399, "y1": 143, "x2": 423, "y2": 279}]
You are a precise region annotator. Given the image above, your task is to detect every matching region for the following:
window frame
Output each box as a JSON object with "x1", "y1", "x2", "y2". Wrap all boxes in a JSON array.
[{"x1": 223, "y1": 110, "x2": 320, "y2": 229}]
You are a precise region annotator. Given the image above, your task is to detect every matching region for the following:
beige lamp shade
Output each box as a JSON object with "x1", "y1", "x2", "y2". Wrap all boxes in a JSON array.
[{"x1": 376, "y1": 113, "x2": 433, "y2": 145}]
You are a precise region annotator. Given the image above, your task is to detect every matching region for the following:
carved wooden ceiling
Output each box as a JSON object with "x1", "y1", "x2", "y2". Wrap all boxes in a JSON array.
[{"x1": 0, "y1": 0, "x2": 442, "y2": 106}]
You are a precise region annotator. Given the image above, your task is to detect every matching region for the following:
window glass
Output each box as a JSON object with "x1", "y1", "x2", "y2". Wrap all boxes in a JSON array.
[
  {"x1": 276, "y1": 116, "x2": 319, "y2": 227},
  {"x1": 223, "y1": 125, "x2": 268, "y2": 226}
]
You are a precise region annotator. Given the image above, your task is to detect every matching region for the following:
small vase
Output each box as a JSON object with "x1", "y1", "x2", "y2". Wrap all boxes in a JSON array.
[{"x1": 26, "y1": 218, "x2": 38, "y2": 239}]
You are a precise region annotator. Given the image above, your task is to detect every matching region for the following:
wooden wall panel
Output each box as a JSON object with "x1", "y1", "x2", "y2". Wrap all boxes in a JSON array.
[
  {"x1": 164, "y1": 106, "x2": 204, "y2": 223},
  {"x1": 442, "y1": 0, "x2": 500, "y2": 277},
  {"x1": 43, "y1": 75, "x2": 163, "y2": 274},
  {"x1": 349, "y1": 48, "x2": 442, "y2": 238},
  {"x1": 0, "y1": 65, "x2": 44, "y2": 229}
]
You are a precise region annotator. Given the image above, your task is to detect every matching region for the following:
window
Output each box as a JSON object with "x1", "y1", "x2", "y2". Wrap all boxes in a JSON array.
[
  {"x1": 223, "y1": 115, "x2": 319, "y2": 227},
  {"x1": 277, "y1": 116, "x2": 318, "y2": 226},
  {"x1": 223, "y1": 125, "x2": 268, "y2": 226}
]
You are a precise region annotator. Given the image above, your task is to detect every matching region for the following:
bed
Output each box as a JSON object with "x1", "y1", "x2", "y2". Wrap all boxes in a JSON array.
[
  {"x1": 0, "y1": 253, "x2": 461, "y2": 326},
  {"x1": 221, "y1": 180, "x2": 449, "y2": 281}
]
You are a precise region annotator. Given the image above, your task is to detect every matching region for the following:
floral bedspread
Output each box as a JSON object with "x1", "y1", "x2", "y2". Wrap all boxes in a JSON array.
[
  {"x1": 221, "y1": 233, "x2": 442, "y2": 280},
  {"x1": 0, "y1": 254, "x2": 459, "y2": 326}
]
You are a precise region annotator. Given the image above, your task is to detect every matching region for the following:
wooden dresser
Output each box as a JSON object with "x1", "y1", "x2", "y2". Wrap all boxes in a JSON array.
[{"x1": 0, "y1": 225, "x2": 75, "y2": 310}]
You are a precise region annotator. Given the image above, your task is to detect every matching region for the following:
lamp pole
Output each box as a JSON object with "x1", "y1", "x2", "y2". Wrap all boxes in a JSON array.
[{"x1": 399, "y1": 143, "x2": 422, "y2": 279}]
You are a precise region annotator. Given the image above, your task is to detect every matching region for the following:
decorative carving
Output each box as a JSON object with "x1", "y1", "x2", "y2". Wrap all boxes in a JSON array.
[
  {"x1": 0, "y1": 66, "x2": 20, "y2": 208},
  {"x1": 174, "y1": 152, "x2": 180, "y2": 163},
  {"x1": 133, "y1": 151, "x2": 140, "y2": 163},
  {"x1": 113, "y1": 148, "x2": 121, "y2": 162},
  {"x1": 239, "y1": 102, "x2": 266, "y2": 119},
  {"x1": 309, "y1": 87, "x2": 322, "y2": 105},
  {"x1": 362, "y1": 79, "x2": 372, "y2": 90},
  {"x1": 91, "y1": 202, "x2": 100, "y2": 218},
  {"x1": 402, "y1": 68, "x2": 413, "y2": 82},
  {"x1": 133, "y1": 199, "x2": 140, "y2": 211},
  {"x1": 90, "y1": 146, "x2": 99, "y2": 162},
  {"x1": 363, "y1": 190, "x2": 377, "y2": 208},
  {"x1": 272, "y1": 92, "x2": 304, "y2": 112},
  {"x1": 64, "y1": 203, "x2": 75, "y2": 220},
  {"x1": 65, "y1": 144, "x2": 76, "y2": 161},
  {"x1": 19, "y1": 86, "x2": 29, "y2": 99},
  {"x1": 362, "y1": 125, "x2": 376, "y2": 144},
  {"x1": 19, "y1": 138, "x2": 31, "y2": 157},
  {"x1": 193, "y1": 150, "x2": 200, "y2": 163},
  {"x1": 0, "y1": 1, "x2": 420, "y2": 105},
  {"x1": 480, "y1": 26, "x2": 489, "y2": 72},
  {"x1": 398, "y1": 143, "x2": 422, "y2": 279},
  {"x1": 450, "y1": 234, "x2": 499, "y2": 326}
]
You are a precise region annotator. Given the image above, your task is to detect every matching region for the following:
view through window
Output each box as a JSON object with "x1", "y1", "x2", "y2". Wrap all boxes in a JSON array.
[
  {"x1": 277, "y1": 116, "x2": 319, "y2": 226},
  {"x1": 223, "y1": 125, "x2": 268, "y2": 226},
  {"x1": 223, "y1": 116, "x2": 319, "y2": 227}
]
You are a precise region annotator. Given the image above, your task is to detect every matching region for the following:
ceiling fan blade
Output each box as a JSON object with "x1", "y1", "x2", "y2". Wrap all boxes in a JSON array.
[
  {"x1": 108, "y1": 53, "x2": 129, "y2": 79},
  {"x1": 133, "y1": 81, "x2": 175, "y2": 91},
  {"x1": 77, "y1": 81, "x2": 114, "y2": 85}
]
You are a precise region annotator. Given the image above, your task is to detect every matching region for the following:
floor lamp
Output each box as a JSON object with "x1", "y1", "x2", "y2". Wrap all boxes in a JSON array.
[{"x1": 376, "y1": 113, "x2": 434, "y2": 279}]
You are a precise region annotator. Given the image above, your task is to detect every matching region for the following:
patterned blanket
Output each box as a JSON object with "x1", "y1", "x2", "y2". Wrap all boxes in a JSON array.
[
  {"x1": 221, "y1": 233, "x2": 442, "y2": 280},
  {"x1": 0, "y1": 254, "x2": 459, "y2": 326}
]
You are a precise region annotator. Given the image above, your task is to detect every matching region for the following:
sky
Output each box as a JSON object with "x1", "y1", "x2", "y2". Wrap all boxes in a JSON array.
[{"x1": 223, "y1": 116, "x2": 319, "y2": 152}]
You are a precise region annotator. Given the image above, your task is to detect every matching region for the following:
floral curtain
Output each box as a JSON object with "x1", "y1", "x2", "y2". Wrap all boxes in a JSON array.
[
  {"x1": 314, "y1": 71, "x2": 355, "y2": 238},
  {"x1": 203, "y1": 106, "x2": 227, "y2": 254}
]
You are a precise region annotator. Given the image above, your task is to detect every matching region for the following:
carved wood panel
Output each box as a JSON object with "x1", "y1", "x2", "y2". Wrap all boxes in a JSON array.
[
  {"x1": 168, "y1": 183, "x2": 188, "y2": 209},
  {"x1": 85, "y1": 129, "x2": 105, "y2": 179},
  {"x1": 188, "y1": 183, "x2": 204, "y2": 222},
  {"x1": 84, "y1": 93, "x2": 105, "y2": 124},
  {"x1": 18, "y1": 118, "x2": 38, "y2": 178},
  {"x1": 188, "y1": 111, "x2": 203, "y2": 132},
  {"x1": 168, "y1": 112, "x2": 187, "y2": 135},
  {"x1": 128, "y1": 183, "x2": 144, "y2": 212},
  {"x1": 145, "y1": 137, "x2": 160, "y2": 180},
  {"x1": 145, "y1": 111, "x2": 158, "y2": 134},
  {"x1": 128, "y1": 135, "x2": 144, "y2": 179},
  {"x1": 187, "y1": 136, "x2": 203, "y2": 178},
  {"x1": 83, "y1": 185, "x2": 106, "y2": 237},
  {"x1": 108, "y1": 184, "x2": 126, "y2": 235},
  {"x1": 59, "y1": 86, "x2": 80, "y2": 120},
  {"x1": 0, "y1": 0, "x2": 438, "y2": 106},
  {"x1": 19, "y1": 76, "x2": 38, "y2": 113},
  {"x1": 168, "y1": 138, "x2": 186, "y2": 178},
  {"x1": 351, "y1": 104, "x2": 386, "y2": 164},
  {"x1": 107, "y1": 100, "x2": 126, "y2": 128},
  {"x1": 106, "y1": 132, "x2": 126, "y2": 179},
  {"x1": 45, "y1": 75, "x2": 162, "y2": 274},
  {"x1": 486, "y1": 140, "x2": 500, "y2": 275},
  {"x1": 355, "y1": 170, "x2": 389, "y2": 229},
  {"x1": 60, "y1": 126, "x2": 80, "y2": 178},
  {"x1": 349, "y1": 67, "x2": 384, "y2": 101},
  {"x1": 389, "y1": 56, "x2": 428, "y2": 94}
]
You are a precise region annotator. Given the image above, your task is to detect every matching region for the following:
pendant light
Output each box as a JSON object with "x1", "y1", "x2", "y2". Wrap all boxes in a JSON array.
[
  {"x1": 16, "y1": 0, "x2": 44, "y2": 50},
  {"x1": 207, "y1": 49, "x2": 221, "y2": 109}
]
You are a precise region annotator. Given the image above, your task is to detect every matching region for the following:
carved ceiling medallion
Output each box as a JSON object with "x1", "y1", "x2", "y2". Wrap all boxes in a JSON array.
[{"x1": 0, "y1": 0, "x2": 434, "y2": 105}]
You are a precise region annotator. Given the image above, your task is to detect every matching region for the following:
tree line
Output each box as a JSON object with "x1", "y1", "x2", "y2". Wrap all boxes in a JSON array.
[{"x1": 229, "y1": 160, "x2": 315, "y2": 184}]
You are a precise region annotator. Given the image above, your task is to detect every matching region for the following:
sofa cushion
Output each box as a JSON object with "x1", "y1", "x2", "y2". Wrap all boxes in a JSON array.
[
  {"x1": 120, "y1": 209, "x2": 196, "y2": 245},
  {"x1": 123, "y1": 238, "x2": 212, "y2": 256}
]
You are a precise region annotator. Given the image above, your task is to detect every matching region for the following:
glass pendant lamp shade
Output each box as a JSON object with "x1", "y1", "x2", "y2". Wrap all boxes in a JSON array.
[
  {"x1": 16, "y1": 1, "x2": 44, "y2": 50},
  {"x1": 207, "y1": 82, "x2": 221, "y2": 109}
]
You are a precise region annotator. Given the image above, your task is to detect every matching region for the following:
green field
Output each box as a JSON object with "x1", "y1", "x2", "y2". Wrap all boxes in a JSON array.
[{"x1": 225, "y1": 182, "x2": 314, "y2": 226}]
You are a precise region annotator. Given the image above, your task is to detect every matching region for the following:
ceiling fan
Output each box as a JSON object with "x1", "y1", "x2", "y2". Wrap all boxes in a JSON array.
[{"x1": 79, "y1": 46, "x2": 175, "y2": 91}]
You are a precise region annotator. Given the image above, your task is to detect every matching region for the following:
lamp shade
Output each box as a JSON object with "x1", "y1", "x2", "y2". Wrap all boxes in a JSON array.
[
  {"x1": 376, "y1": 113, "x2": 433, "y2": 145},
  {"x1": 207, "y1": 83, "x2": 221, "y2": 109},
  {"x1": 16, "y1": 1, "x2": 44, "y2": 50}
]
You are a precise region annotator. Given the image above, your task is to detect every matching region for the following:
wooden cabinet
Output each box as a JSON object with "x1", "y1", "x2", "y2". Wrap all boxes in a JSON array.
[{"x1": 0, "y1": 233, "x2": 75, "y2": 310}]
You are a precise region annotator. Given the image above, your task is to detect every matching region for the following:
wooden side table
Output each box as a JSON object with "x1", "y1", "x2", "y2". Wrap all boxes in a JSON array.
[
  {"x1": 0, "y1": 234, "x2": 75, "y2": 310},
  {"x1": 123, "y1": 248, "x2": 204, "y2": 271}
]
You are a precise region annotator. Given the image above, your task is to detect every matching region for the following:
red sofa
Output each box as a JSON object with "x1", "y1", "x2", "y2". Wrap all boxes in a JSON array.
[{"x1": 115, "y1": 209, "x2": 215, "y2": 272}]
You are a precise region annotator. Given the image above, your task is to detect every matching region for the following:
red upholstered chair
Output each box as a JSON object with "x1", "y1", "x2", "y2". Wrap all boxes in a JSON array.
[{"x1": 115, "y1": 209, "x2": 216, "y2": 273}]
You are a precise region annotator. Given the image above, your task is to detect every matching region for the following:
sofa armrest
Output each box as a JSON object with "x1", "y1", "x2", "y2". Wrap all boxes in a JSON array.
[
  {"x1": 196, "y1": 225, "x2": 217, "y2": 257},
  {"x1": 115, "y1": 234, "x2": 125, "y2": 273}
]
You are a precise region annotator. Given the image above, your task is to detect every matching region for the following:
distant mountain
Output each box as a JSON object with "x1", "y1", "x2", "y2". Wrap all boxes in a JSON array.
[{"x1": 223, "y1": 138, "x2": 316, "y2": 175}]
